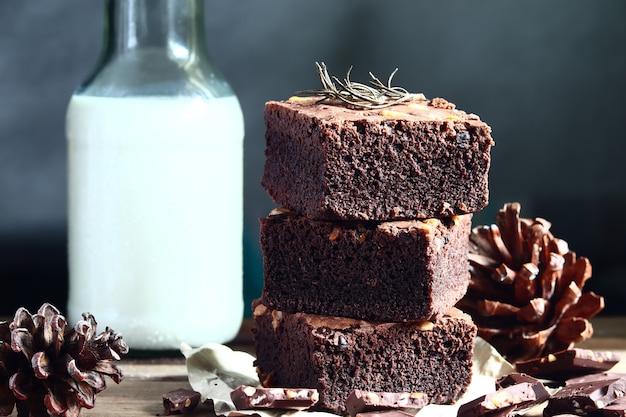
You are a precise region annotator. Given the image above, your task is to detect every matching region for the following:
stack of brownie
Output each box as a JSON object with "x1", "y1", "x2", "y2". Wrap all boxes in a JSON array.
[{"x1": 253, "y1": 94, "x2": 495, "y2": 415}]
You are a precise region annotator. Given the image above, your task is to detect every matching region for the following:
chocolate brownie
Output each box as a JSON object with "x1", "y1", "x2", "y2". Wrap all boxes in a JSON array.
[
  {"x1": 260, "y1": 210, "x2": 471, "y2": 321},
  {"x1": 251, "y1": 300, "x2": 477, "y2": 415},
  {"x1": 261, "y1": 95, "x2": 494, "y2": 220}
]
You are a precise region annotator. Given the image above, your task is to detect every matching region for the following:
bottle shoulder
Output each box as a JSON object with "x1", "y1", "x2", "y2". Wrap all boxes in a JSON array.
[{"x1": 75, "y1": 50, "x2": 234, "y2": 99}]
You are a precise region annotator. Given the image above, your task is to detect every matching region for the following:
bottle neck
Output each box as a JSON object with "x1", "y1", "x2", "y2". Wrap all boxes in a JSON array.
[
  {"x1": 105, "y1": 0, "x2": 208, "y2": 63},
  {"x1": 76, "y1": 0, "x2": 234, "y2": 98}
]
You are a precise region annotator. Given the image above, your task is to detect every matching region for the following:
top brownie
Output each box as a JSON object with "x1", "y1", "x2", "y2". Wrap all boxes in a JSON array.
[{"x1": 261, "y1": 95, "x2": 495, "y2": 220}]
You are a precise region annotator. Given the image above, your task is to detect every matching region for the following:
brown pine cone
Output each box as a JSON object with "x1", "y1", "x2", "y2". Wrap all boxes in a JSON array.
[
  {"x1": 0, "y1": 303, "x2": 128, "y2": 417},
  {"x1": 457, "y1": 202, "x2": 604, "y2": 364}
]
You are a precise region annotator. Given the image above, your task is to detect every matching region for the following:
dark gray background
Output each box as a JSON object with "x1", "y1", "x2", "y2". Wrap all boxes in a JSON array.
[{"x1": 1, "y1": 1, "x2": 625, "y2": 316}]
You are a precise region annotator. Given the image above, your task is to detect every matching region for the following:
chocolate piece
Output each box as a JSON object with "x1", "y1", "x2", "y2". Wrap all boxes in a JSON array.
[
  {"x1": 457, "y1": 378, "x2": 550, "y2": 417},
  {"x1": 560, "y1": 373, "x2": 626, "y2": 416},
  {"x1": 345, "y1": 389, "x2": 428, "y2": 417},
  {"x1": 543, "y1": 376, "x2": 626, "y2": 416},
  {"x1": 261, "y1": 95, "x2": 494, "y2": 220},
  {"x1": 355, "y1": 411, "x2": 415, "y2": 417},
  {"x1": 229, "y1": 413, "x2": 263, "y2": 417},
  {"x1": 599, "y1": 397, "x2": 626, "y2": 416},
  {"x1": 566, "y1": 372, "x2": 626, "y2": 386},
  {"x1": 230, "y1": 385, "x2": 319, "y2": 410},
  {"x1": 162, "y1": 388, "x2": 201, "y2": 415},
  {"x1": 260, "y1": 212, "x2": 471, "y2": 321},
  {"x1": 545, "y1": 415, "x2": 582, "y2": 417},
  {"x1": 252, "y1": 301, "x2": 476, "y2": 414},
  {"x1": 475, "y1": 406, "x2": 516, "y2": 417},
  {"x1": 496, "y1": 372, "x2": 543, "y2": 389},
  {"x1": 515, "y1": 349, "x2": 621, "y2": 380}
]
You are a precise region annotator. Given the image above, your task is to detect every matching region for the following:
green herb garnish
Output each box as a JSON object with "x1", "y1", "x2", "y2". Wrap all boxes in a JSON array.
[{"x1": 297, "y1": 62, "x2": 416, "y2": 109}]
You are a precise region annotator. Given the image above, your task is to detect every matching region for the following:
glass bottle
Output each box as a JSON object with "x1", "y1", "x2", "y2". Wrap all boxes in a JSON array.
[{"x1": 65, "y1": 0, "x2": 244, "y2": 350}]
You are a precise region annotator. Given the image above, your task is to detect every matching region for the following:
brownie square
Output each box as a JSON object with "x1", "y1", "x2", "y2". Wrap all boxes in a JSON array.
[
  {"x1": 261, "y1": 96, "x2": 494, "y2": 220},
  {"x1": 252, "y1": 300, "x2": 477, "y2": 415},
  {"x1": 260, "y1": 210, "x2": 472, "y2": 322}
]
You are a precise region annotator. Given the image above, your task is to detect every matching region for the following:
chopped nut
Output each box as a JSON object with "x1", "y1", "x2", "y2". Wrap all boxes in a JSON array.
[
  {"x1": 417, "y1": 222, "x2": 433, "y2": 235},
  {"x1": 271, "y1": 310, "x2": 283, "y2": 330},
  {"x1": 380, "y1": 109, "x2": 412, "y2": 118},
  {"x1": 417, "y1": 321, "x2": 434, "y2": 331},
  {"x1": 269, "y1": 207, "x2": 291, "y2": 216},
  {"x1": 333, "y1": 333, "x2": 348, "y2": 350},
  {"x1": 329, "y1": 226, "x2": 341, "y2": 242},
  {"x1": 253, "y1": 303, "x2": 268, "y2": 317},
  {"x1": 250, "y1": 394, "x2": 267, "y2": 406},
  {"x1": 356, "y1": 211, "x2": 370, "y2": 220},
  {"x1": 407, "y1": 102, "x2": 428, "y2": 111},
  {"x1": 365, "y1": 392, "x2": 380, "y2": 403},
  {"x1": 423, "y1": 218, "x2": 440, "y2": 226}
]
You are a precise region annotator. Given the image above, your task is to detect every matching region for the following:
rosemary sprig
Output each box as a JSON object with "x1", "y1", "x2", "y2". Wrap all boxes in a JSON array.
[{"x1": 297, "y1": 62, "x2": 416, "y2": 109}]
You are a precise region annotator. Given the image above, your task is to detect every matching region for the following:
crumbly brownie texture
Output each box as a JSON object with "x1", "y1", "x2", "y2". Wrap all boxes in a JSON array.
[
  {"x1": 251, "y1": 301, "x2": 477, "y2": 415},
  {"x1": 261, "y1": 95, "x2": 494, "y2": 220},
  {"x1": 260, "y1": 210, "x2": 471, "y2": 322}
]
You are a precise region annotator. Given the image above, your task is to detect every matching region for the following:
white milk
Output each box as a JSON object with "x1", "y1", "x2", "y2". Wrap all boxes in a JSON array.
[{"x1": 66, "y1": 95, "x2": 244, "y2": 350}]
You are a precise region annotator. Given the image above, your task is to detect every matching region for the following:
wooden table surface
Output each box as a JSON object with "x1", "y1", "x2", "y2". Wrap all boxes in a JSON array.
[{"x1": 4, "y1": 317, "x2": 626, "y2": 417}]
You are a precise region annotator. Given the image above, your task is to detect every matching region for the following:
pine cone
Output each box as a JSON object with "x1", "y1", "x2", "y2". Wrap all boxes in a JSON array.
[
  {"x1": 457, "y1": 202, "x2": 604, "y2": 364},
  {"x1": 0, "y1": 303, "x2": 129, "y2": 417}
]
